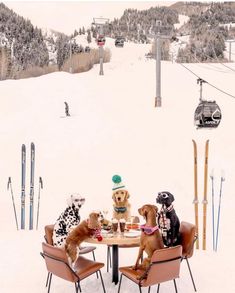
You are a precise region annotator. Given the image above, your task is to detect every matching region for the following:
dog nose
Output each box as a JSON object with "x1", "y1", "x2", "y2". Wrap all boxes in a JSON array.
[{"x1": 118, "y1": 197, "x2": 121, "y2": 201}]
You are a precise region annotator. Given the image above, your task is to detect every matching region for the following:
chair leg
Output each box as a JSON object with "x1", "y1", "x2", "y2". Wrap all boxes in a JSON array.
[
  {"x1": 98, "y1": 270, "x2": 106, "y2": 293},
  {"x1": 77, "y1": 281, "x2": 82, "y2": 292},
  {"x1": 157, "y1": 284, "x2": 160, "y2": 293},
  {"x1": 45, "y1": 272, "x2": 51, "y2": 287},
  {"x1": 173, "y1": 279, "x2": 178, "y2": 293},
  {"x1": 148, "y1": 286, "x2": 151, "y2": 293},
  {"x1": 138, "y1": 285, "x2": 142, "y2": 293},
  {"x1": 118, "y1": 273, "x2": 123, "y2": 293},
  {"x1": 107, "y1": 246, "x2": 109, "y2": 272},
  {"x1": 109, "y1": 246, "x2": 112, "y2": 268},
  {"x1": 75, "y1": 282, "x2": 78, "y2": 293},
  {"x1": 185, "y1": 257, "x2": 197, "y2": 292},
  {"x1": 47, "y1": 273, "x2": 52, "y2": 293},
  {"x1": 92, "y1": 251, "x2": 99, "y2": 279}
]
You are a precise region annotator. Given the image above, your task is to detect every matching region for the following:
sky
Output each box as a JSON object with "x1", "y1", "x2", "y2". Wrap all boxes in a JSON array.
[{"x1": 4, "y1": 1, "x2": 174, "y2": 35}]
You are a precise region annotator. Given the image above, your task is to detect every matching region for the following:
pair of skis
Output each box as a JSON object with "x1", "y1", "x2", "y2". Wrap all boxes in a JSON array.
[
  {"x1": 210, "y1": 170, "x2": 225, "y2": 251},
  {"x1": 8, "y1": 143, "x2": 43, "y2": 230},
  {"x1": 192, "y1": 139, "x2": 209, "y2": 250}
]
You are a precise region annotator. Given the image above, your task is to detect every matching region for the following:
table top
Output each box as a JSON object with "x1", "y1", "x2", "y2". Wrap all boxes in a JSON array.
[{"x1": 85, "y1": 230, "x2": 141, "y2": 245}]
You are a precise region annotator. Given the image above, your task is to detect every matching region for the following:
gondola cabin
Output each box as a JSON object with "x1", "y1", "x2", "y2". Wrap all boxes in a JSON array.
[
  {"x1": 97, "y1": 35, "x2": 106, "y2": 46},
  {"x1": 194, "y1": 100, "x2": 222, "y2": 128}
]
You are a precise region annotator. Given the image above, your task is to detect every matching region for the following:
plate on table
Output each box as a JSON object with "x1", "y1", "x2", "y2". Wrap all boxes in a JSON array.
[{"x1": 124, "y1": 230, "x2": 141, "y2": 238}]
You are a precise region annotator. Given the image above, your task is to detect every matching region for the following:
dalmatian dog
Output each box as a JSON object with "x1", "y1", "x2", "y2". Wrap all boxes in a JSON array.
[{"x1": 52, "y1": 194, "x2": 85, "y2": 247}]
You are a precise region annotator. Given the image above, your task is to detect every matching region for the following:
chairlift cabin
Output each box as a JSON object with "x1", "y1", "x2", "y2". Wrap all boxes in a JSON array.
[
  {"x1": 97, "y1": 35, "x2": 105, "y2": 46},
  {"x1": 194, "y1": 100, "x2": 222, "y2": 128}
]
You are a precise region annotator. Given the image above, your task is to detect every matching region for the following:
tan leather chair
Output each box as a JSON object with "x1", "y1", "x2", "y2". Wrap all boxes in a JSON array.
[
  {"x1": 41, "y1": 242, "x2": 106, "y2": 293},
  {"x1": 106, "y1": 216, "x2": 141, "y2": 272},
  {"x1": 44, "y1": 225, "x2": 98, "y2": 286},
  {"x1": 118, "y1": 245, "x2": 182, "y2": 293},
  {"x1": 179, "y1": 221, "x2": 197, "y2": 292}
]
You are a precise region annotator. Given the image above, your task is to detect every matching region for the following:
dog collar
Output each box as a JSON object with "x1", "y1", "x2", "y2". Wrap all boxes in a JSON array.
[
  {"x1": 140, "y1": 224, "x2": 159, "y2": 235},
  {"x1": 114, "y1": 207, "x2": 127, "y2": 213},
  {"x1": 162, "y1": 204, "x2": 174, "y2": 213}
]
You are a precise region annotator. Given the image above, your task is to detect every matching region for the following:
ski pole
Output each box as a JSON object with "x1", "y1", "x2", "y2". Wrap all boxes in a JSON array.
[
  {"x1": 215, "y1": 170, "x2": 225, "y2": 252},
  {"x1": 7, "y1": 177, "x2": 19, "y2": 230},
  {"x1": 36, "y1": 177, "x2": 43, "y2": 230},
  {"x1": 210, "y1": 169, "x2": 215, "y2": 251}
]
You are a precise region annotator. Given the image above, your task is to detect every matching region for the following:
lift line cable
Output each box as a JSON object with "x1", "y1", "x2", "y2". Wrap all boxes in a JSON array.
[{"x1": 178, "y1": 62, "x2": 235, "y2": 99}]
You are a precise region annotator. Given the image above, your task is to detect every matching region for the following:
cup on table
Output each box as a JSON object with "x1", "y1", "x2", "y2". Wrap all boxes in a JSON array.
[
  {"x1": 112, "y1": 219, "x2": 119, "y2": 234},
  {"x1": 119, "y1": 219, "x2": 126, "y2": 235}
]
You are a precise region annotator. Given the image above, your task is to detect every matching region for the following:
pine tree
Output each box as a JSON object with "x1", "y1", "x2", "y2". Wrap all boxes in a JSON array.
[{"x1": 87, "y1": 30, "x2": 92, "y2": 43}]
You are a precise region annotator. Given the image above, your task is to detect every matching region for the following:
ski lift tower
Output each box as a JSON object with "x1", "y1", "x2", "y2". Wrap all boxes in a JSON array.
[
  {"x1": 92, "y1": 17, "x2": 109, "y2": 75},
  {"x1": 150, "y1": 20, "x2": 173, "y2": 107},
  {"x1": 225, "y1": 39, "x2": 235, "y2": 62}
]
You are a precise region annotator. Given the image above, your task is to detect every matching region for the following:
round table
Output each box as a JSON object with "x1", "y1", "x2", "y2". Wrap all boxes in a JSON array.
[{"x1": 85, "y1": 233, "x2": 140, "y2": 285}]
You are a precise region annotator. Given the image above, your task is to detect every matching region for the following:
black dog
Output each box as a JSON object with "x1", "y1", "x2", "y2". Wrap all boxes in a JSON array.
[{"x1": 156, "y1": 191, "x2": 180, "y2": 247}]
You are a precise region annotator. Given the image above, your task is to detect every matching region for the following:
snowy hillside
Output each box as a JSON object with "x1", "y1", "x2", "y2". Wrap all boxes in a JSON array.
[{"x1": 1, "y1": 38, "x2": 235, "y2": 292}]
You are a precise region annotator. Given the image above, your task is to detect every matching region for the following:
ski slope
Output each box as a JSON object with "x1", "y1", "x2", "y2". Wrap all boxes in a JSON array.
[{"x1": 0, "y1": 37, "x2": 235, "y2": 292}]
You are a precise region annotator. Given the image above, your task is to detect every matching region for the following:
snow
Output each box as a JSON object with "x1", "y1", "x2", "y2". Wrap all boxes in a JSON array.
[
  {"x1": 1, "y1": 37, "x2": 235, "y2": 292},
  {"x1": 174, "y1": 14, "x2": 189, "y2": 30}
]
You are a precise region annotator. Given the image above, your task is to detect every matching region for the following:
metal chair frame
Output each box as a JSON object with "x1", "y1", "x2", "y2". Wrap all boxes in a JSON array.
[
  {"x1": 118, "y1": 255, "x2": 181, "y2": 293},
  {"x1": 41, "y1": 252, "x2": 106, "y2": 293}
]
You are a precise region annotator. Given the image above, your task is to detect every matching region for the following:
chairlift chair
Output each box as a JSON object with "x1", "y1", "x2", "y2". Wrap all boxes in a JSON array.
[
  {"x1": 194, "y1": 100, "x2": 222, "y2": 128},
  {"x1": 97, "y1": 35, "x2": 106, "y2": 46},
  {"x1": 194, "y1": 78, "x2": 222, "y2": 128}
]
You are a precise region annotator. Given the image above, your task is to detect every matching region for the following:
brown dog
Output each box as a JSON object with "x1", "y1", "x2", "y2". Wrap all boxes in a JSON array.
[
  {"x1": 112, "y1": 189, "x2": 131, "y2": 221},
  {"x1": 133, "y1": 204, "x2": 164, "y2": 272},
  {"x1": 65, "y1": 212, "x2": 102, "y2": 267}
]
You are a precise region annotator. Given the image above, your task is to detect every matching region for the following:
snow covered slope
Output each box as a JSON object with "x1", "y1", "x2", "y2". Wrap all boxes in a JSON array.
[{"x1": 0, "y1": 37, "x2": 235, "y2": 292}]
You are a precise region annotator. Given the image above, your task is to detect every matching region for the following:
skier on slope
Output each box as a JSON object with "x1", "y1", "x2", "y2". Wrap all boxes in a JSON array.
[{"x1": 64, "y1": 101, "x2": 70, "y2": 117}]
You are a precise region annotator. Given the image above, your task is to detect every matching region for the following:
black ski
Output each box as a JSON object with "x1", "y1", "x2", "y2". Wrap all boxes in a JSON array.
[
  {"x1": 21, "y1": 144, "x2": 26, "y2": 229},
  {"x1": 29, "y1": 143, "x2": 35, "y2": 230}
]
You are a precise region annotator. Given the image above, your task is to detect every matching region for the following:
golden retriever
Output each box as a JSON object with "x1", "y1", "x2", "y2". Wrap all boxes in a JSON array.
[{"x1": 112, "y1": 189, "x2": 131, "y2": 221}]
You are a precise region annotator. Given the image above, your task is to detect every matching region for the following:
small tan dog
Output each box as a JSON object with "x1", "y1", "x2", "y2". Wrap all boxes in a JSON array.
[
  {"x1": 112, "y1": 175, "x2": 131, "y2": 221},
  {"x1": 65, "y1": 212, "x2": 102, "y2": 267},
  {"x1": 133, "y1": 204, "x2": 164, "y2": 272}
]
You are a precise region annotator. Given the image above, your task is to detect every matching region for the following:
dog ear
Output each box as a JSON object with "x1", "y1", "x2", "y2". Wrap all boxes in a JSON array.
[
  {"x1": 152, "y1": 205, "x2": 158, "y2": 214},
  {"x1": 171, "y1": 193, "x2": 175, "y2": 202},
  {"x1": 125, "y1": 191, "x2": 130, "y2": 200},
  {"x1": 66, "y1": 195, "x2": 73, "y2": 207},
  {"x1": 88, "y1": 213, "x2": 100, "y2": 229},
  {"x1": 112, "y1": 192, "x2": 117, "y2": 202}
]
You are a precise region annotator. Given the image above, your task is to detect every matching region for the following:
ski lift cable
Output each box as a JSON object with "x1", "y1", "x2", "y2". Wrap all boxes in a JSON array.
[
  {"x1": 209, "y1": 44, "x2": 235, "y2": 73},
  {"x1": 178, "y1": 62, "x2": 235, "y2": 99},
  {"x1": 190, "y1": 51, "x2": 228, "y2": 73},
  {"x1": 177, "y1": 41, "x2": 228, "y2": 72},
  {"x1": 191, "y1": 47, "x2": 235, "y2": 73}
]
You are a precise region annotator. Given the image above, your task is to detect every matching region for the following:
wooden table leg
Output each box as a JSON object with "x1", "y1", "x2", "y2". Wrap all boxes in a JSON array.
[{"x1": 112, "y1": 244, "x2": 119, "y2": 284}]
